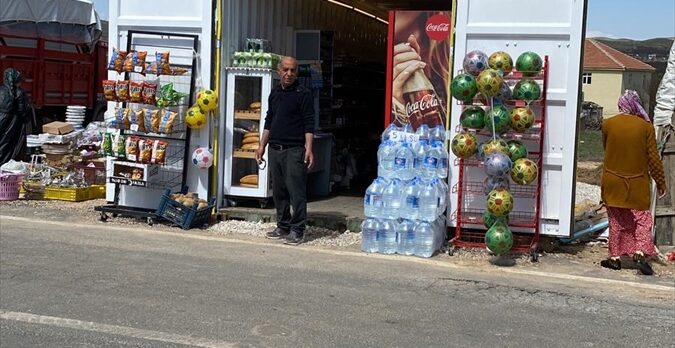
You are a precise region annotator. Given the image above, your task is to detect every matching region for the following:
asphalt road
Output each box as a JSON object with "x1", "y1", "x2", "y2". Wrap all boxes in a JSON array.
[{"x1": 1, "y1": 217, "x2": 674, "y2": 348}]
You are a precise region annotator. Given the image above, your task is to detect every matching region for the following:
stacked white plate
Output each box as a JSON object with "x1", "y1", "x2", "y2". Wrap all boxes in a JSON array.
[{"x1": 66, "y1": 105, "x2": 86, "y2": 130}]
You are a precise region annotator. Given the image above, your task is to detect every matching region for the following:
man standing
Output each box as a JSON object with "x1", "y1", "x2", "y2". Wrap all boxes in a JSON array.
[{"x1": 256, "y1": 56, "x2": 315, "y2": 244}]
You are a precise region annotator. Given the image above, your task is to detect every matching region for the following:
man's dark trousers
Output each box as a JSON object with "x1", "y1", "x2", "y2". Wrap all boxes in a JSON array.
[{"x1": 269, "y1": 145, "x2": 307, "y2": 232}]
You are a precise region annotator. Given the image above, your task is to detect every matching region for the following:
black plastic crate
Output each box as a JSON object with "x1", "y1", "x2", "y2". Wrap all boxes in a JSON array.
[{"x1": 156, "y1": 189, "x2": 214, "y2": 229}]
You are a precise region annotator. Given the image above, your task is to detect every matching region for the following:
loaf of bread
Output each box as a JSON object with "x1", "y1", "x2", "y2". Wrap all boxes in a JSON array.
[
  {"x1": 242, "y1": 143, "x2": 259, "y2": 150},
  {"x1": 242, "y1": 137, "x2": 259, "y2": 145},
  {"x1": 240, "y1": 174, "x2": 258, "y2": 185},
  {"x1": 243, "y1": 132, "x2": 259, "y2": 139},
  {"x1": 250, "y1": 101, "x2": 261, "y2": 111}
]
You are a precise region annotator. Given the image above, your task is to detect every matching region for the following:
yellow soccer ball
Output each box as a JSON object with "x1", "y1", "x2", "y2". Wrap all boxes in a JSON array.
[
  {"x1": 185, "y1": 106, "x2": 207, "y2": 129},
  {"x1": 197, "y1": 89, "x2": 218, "y2": 112}
]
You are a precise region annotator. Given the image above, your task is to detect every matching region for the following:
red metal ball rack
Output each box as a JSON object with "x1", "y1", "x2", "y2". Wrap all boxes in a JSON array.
[{"x1": 450, "y1": 56, "x2": 549, "y2": 261}]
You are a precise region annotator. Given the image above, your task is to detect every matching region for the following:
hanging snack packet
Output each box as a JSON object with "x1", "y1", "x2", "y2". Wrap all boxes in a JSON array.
[
  {"x1": 113, "y1": 107, "x2": 129, "y2": 128},
  {"x1": 142, "y1": 108, "x2": 156, "y2": 133},
  {"x1": 107, "y1": 48, "x2": 126, "y2": 73},
  {"x1": 124, "y1": 51, "x2": 148, "y2": 74},
  {"x1": 126, "y1": 109, "x2": 146, "y2": 132},
  {"x1": 139, "y1": 139, "x2": 154, "y2": 163},
  {"x1": 152, "y1": 140, "x2": 168, "y2": 164},
  {"x1": 129, "y1": 81, "x2": 144, "y2": 103},
  {"x1": 147, "y1": 51, "x2": 171, "y2": 75},
  {"x1": 102, "y1": 80, "x2": 117, "y2": 101},
  {"x1": 142, "y1": 80, "x2": 158, "y2": 105},
  {"x1": 102, "y1": 133, "x2": 114, "y2": 156},
  {"x1": 116, "y1": 80, "x2": 130, "y2": 102},
  {"x1": 151, "y1": 108, "x2": 163, "y2": 133},
  {"x1": 113, "y1": 134, "x2": 126, "y2": 158},
  {"x1": 125, "y1": 136, "x2": 140, "y2": 161},
  {"x1": 158, "y1": 109, "x2": 178, "y2": 134}
]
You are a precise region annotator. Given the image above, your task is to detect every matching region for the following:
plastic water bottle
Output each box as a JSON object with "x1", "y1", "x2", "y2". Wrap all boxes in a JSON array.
[
  {"x1": 434, "y1": 141, "x2": 449, "y2": 179},
  {"x1": 418, "y1": 180, "x2": 439, "y2": 222},
  {"x1": 377, "y1": 219, "x2": 397, "y2": 254},
  {"x1": 377, "y1": 140, "x2": 397, "y2": 180},
  {"x1": 413, "y1": 140, "x2": 430, "y2": 170},
  {"x1": 414, "y1": 221, "x2": 435, "y2": 258},
  {"x1": 430, "y1": 125, "x2": 446, "y2": 143},
  {"x1": 433, "y1": 217, "x2": 446, "y2": 250},
  {"x1": 364, "y1": 177, "x2": 387, "y2": 218},
  {"x1": 401, "y1": 178, "x2": 421, "y2": 220},
  {"x1": 415, "y1": 124, "x2": 430, "y2": 146},
  {"x1": 396, "y1": 219, "x2": 416, "y2": 255},
  {"x1": 361, "y1": 218, "x2": 379, "y2": 253},
  {"x1": 394, "y1": 143, "x2": 415, "y2": 181},
  {"x1": 422, "y1": 143, "x2": 440, "y2": 180},
  {"x1": 382, "y1": 123, "x2": 401, "y2": 142},
  {"x1": 401, "y1": 123, "x2": 414, "y2": 141},
  {"x1": 382, "y1": 178, "x2": 403, "y2": 219},
  {"x1": 433, "y1": 178, "x2": 448, "y2": 215}
]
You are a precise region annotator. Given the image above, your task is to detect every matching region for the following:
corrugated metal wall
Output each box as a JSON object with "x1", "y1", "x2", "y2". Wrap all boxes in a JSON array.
[{"x1": 222, "y1": 0, "x2": 387, "y2": 62}]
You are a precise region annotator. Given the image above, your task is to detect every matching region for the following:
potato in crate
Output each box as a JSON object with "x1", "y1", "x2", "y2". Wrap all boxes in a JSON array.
[{"x1": 156, "y1": 189, "x2": 214, "y2": 229}]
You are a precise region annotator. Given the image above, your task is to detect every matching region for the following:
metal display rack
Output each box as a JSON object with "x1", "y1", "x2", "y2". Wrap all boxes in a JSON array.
[
  {"x1": 449, "y1": 57, "x2": 549, "y2": 261},
  {"x1": 95, "y1": 31, "x2": 198, "y2": 224}
]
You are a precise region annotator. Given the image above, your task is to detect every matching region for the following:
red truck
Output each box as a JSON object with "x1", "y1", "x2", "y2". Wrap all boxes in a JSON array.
[{"x1": 0, "y1": 33, "x2": 108, "y2": 126}]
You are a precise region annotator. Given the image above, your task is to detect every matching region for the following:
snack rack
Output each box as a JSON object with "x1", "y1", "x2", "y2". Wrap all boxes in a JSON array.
[
  {"x1": 95, "y1": 31, "x2": 198, "y2": 224},
  {"x1": 222, "y1": 67, "x2": 277, "y2": 208},
  {"x1": 449, "y1": 57, "x2": 549, "y2": 261}
]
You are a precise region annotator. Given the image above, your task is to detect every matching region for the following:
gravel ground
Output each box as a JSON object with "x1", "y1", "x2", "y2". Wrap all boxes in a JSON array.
[{"x1": 575, "y1": 182, "x2": 601, "y2": 204}]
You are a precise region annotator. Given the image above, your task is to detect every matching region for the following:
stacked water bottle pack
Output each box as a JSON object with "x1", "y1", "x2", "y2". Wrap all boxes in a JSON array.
[{"x1": 362, "y1": 123, "x2": 448, "y2": 258}]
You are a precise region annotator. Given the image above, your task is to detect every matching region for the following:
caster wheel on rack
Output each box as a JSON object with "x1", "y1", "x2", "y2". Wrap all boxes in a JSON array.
[
  {"x1": 146, "y1": 217, "x2": 154, "y2": 226},
  {"x1": 228, "y1": 199, "x2": 238, "y2": 207},
  {"x1": 99, "y1": 212, "x2": 109, "y2": 222},
  {"x1": 530, "y1": 250, "x2": 539, "y2": 263},
  {"x1": 448, "y1": 246, "x2": 455, "y2": 256}
]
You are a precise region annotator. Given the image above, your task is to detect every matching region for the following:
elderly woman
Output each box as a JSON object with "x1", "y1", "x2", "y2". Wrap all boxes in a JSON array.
[
  {"x1": 600, "y1": 90, "x2": 668, "y2": 275},
  {"x1": 0, "y1": 68, "x2": 29, "y2": 165}
]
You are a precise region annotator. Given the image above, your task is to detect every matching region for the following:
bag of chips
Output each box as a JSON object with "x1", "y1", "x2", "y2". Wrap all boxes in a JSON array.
[
  {"x1": 113, "y1": 133, "x2": 126, "y2": 158},
  {"x1": 152, "y1": 140, "x2": 168, "y2": 164},
  {"x1": 102, "y1": 133, "x2": 114, "y2": 156},
  {"x1": 147, "y1": 51, "x2": 171, "y2": 75},
  {"x1": 129, "y1": 81, "x2": 144, "y2": 103},
  {"x1": 139, "y1": 139, "x2": 154, "y2": 163},
  {"x1": 151, "y1": 109, "x2": 162, "y2": 133},
  {"x1": 102, "y1": 80, "x2": 117, "y2": 101},
  {"x1": 127, "y1": 109, "x2": 145, "y2": 132},
  {"x1": 142, "y1": 80, "x2": 158, "y2": 105},
  {"x1": 158, "y1": 109, "x2": 178, "y2": 134},
  {"x1": 116, "y1": 80, "x2": 130, "y2": 102},
  {"x1": 125, "y1": 137, "x2": 140, "y2": 162},
  {"x1": 107, "y1": 48, "x2": 126, "y2": 73},
  {"x1": 124, "y1": 51, "x2": 148, "y2": 74},
  {"x1": 113, "y1": 107, "x2": 129, "y2": 128}
]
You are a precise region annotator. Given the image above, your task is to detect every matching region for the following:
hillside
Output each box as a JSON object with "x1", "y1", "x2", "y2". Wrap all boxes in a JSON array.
[{"x1": 594, "y1": 37, "x2": 673, "y2": 60}]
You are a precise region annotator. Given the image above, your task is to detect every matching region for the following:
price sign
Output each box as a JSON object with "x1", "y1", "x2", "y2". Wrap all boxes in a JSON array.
[{"x1": 130, "y1": 124, "x2": 140, "y2": 132}]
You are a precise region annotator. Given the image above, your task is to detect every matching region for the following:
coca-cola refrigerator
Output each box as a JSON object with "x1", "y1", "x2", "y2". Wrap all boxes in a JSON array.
[{"x1": 384, "y1": 10, "x2": 454, "y2": 131}]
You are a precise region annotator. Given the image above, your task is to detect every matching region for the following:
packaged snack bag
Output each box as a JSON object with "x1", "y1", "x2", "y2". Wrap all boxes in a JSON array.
[
  {"x1": 107, "y1": 48, "x2": 126, "y2": 73},
  {"x1": 113, "y1": 107, "x2": 129, "y2": 128},
  {"x1": 116, "y1": 80, "x2": 130, "y2": 102},
  {"x1": 102, "y1": 80, "x2": 117, "y2": 101},
  {"x1": 102, "y1": 133, "x2": 114, "y2": 156},
  {"x1": 152, "y1": 140, "x2": 168, "y2": 164},
  {"x1": 142, "y1": 80, "x2": 158, "y2": 105},
  {"x1": 125, "y1": 136, "x2": 140, "y2": 161},
  {"x1": 129, "y1": 81, "x2": 144, "y2": 103},
  {"x1": 124, "y1": 51, "x2": 148, "y2": 74},
  {"x1": 139, "y1": 139, "x2": 154, "y2": 163},
  {"x1": 158, "y1": 109, "x2": 178, "y2": 134}
]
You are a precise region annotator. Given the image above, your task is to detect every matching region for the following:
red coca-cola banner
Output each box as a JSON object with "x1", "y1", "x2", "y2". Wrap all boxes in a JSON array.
[{"x1": 385, "y1": 10, "x2": 453, "y2": 131}]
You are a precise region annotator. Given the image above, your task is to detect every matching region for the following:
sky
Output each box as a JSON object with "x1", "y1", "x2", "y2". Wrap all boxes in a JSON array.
[{"x1": 91, "y1": 0, "x2": 674, "y2": 41}]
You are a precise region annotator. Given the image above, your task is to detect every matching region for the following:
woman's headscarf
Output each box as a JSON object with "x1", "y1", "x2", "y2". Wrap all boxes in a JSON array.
[
  {"x1": 617, "y1": 89, "x2": 650, "y2": 122},
  {"x1": 3, "y1": 68, "x2": 22, "y2": 98}
]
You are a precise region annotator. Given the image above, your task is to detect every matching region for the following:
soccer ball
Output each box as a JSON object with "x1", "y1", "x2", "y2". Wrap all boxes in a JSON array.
[
  {"x1": 477, "y1": 69, "x2": 504, "y2": 98},
  {"x1": 451, "y1": 132, "x2": 478, "y2": 159},
  {"x1": 482, "y1": 139, "x2": 510, "y2": 157},
  {"x1": 507, "y1": 140, "x2": 529, "y2": 161},
  {"x1": 460, "y1": 106, "x2": 486, "y2": 129},
  {"x1": 513, "y1": 79, "x2": 541, "y2": 102},
  {"x1": 487, "y1": 188, "x2": 514, "y2": 216},
  {"x1": 484, "y1": 105, "x2": 511, "y2": 133},
  {"x1": 192, "y1": 147, "x2": 213, "y2": 169},
  {"x1": 488, "y1": 51, "x2": 513, "y2": 76},
  {"x1": 451, "y1": 73, "x2": 478, "y2": 102},
  {"x1": 185, "y1": 106, "x2": 207, "y2": 129},
  {"x1": 516, "y1": 51, "x2": 543, "y2": 77},
  {"x1": 463, "y1": 50, "x2": 489, "y2": 76},
  {"x1": 510, "y1": 107, "x2": 535, "y2": 132},
  {"x1": 484, "y1": 152, "x2": 512, "y2": 178},
  {"x1": 493, "y1": 82, "x2": 512, "y2": 106},
  {"x1": 483, "y1": 210, "x2": 509, "y2": 229},
  {"x1": 483, "y1": 175, "x2": 510, "y2": 195},
  {"x1": 511, "y1": 158, "x2": 538, "y2": 185},
  {"x1": 197, "y1": 89, "x2": 218, "y2": 112},
  {"x1": 485, "y1": 222, "x2": 514, "y2": 255}
]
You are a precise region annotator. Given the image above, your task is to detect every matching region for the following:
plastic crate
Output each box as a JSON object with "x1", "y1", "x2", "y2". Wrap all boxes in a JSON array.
[
  {"x1": 43, "y1": 185, "x2": 106, "y2": 202},
  {"x1": 155, "y1": 189, "x2": 214, "y2": 230},
  {"x1": 0, "y1": 172, "x2": 23, "y2": 201}
]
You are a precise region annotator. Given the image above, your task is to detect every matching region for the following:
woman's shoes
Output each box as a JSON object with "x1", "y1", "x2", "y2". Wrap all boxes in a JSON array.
[
  {"x1": 600, "y1": 258, "x2": 621, "y2": 270},
  {"x1": 633, "y1": 253, "x2": 654, "y2": 276}
]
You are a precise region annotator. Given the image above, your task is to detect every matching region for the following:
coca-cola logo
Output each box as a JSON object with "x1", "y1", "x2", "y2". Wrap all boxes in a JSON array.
[
  {"x1": 406, "y1": 93, "x2": 440, "y2": 116},
  {"x1": 425, "y1": 14, "x2": 451, "y2": 41}
]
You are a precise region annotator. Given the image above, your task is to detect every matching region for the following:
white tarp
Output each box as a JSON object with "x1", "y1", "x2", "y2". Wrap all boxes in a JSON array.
[
  {"x1": 0, "y1": 0, "x2": 101, "y2": 44},
  {"x1": 654, "y1": 41, "x2": 675, "y2": 126}
]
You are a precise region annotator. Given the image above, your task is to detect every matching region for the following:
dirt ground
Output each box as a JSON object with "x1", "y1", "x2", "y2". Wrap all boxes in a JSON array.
[{"x1": 576, "y1": 161, "x2": 603, "y2": 186}]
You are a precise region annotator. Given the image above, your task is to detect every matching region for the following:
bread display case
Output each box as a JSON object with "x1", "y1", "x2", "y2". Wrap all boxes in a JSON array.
[{"x1": 222, "y1": 67, "x2": 277, "y2": 206}]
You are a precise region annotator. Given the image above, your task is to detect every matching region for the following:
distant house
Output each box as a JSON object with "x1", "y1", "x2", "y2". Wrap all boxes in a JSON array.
[{"x1": 582, "y1": 39, "x2": 656, "y2": 117}]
